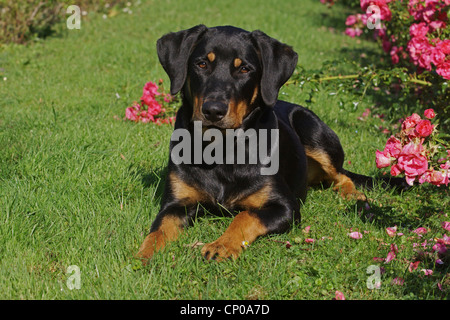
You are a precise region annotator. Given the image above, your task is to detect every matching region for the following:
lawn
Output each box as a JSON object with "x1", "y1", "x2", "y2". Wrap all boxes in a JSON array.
[{"x1": 0, "y1": 0, "x2": 448, "y2": 300}]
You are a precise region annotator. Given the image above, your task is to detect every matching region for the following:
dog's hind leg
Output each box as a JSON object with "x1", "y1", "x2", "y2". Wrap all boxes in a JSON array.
[{"x1": 305, "y1": 147, "x2": 367, "y2": 201}]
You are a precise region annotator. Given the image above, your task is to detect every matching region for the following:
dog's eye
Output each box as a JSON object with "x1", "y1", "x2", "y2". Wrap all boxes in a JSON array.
[
  {"x1": 197, "y1": 61, "x2": 207, "y2": 69},
  {"x1": 239, "y1": 66, "x2": 250, "y2": 74}
]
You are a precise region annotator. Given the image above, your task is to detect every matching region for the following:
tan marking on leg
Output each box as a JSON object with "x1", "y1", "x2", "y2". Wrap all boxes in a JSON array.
[
  {"x1": 169, "y1": 172, "x2": 208, "y2": 205},
  {"x1": 306, "y1": 156, "x2": 327, "y2": 186},
  {"x1": 201, "y1": 211, "x2": 267, "y2": 261},
  {"x1": 305, "y1": 147, "x2": 366, "y2": 200},
  {"x1": 236, "y1": 183, "x2": 271, "y2": 210},
  {"x1": 136, "y1": 215, "x2": 183, "y2": 263},
  {"x1": 305, "y1": 147, "x2": 336, "y2": 185},
  {"x1": 332, "y1": 173, "x2": 367, "y2": 201}
]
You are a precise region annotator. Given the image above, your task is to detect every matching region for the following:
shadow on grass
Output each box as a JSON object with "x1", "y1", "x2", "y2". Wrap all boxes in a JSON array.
[
  {"x1": 128, "y1": 163, "x2": 168, "y2": 205},
  {"x1": 357, "y1": 200, "x2": 435, "y2": 230},
  {"x1": 354, "y1": 179, "x2": 449, "y2": 230},
  {"x1": 141, "y1": 166, "x2": 167, "y2": 191}
]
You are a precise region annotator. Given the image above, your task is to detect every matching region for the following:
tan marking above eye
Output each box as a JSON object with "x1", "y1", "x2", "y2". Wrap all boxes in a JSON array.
[
  {"x1": 234, "y1": 58, "x2": 242, "y2": 68},
  {"x1": 207, "y1": 52, "x2": 216, "y2": 62}
]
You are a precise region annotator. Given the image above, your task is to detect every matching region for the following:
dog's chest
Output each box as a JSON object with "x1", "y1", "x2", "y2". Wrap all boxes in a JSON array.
[{"x1": 186, "y1": 164, "x2": 270, "y2": 211}]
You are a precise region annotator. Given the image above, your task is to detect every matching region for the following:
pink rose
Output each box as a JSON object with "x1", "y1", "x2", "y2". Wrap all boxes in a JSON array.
[
  {"x1": 376, "y1": 150, "x2": 391, "y2": 168},
  {"x1": 378, "y1": 3, "x2": 392, "y2": 21},
  {"x1": 429, "y1": 170, "x2": 445, "y2": 186},
  {"x1": 401, "y1": 113, "x2": 421, "y2": 131},
  {"x1": 125, "y1": 107, "x2": 138, "y2": 121},
  {"x1": 407, "y1": 36, "x2": 433, "y2": 70},
  {"x1": 139, "y1": 111, "x2": 155, "y2": 123},
  {"x1": 398, "y1": 153, "x2": 428, "y2": 185},
  {"x1": 417, "y1": 47, "x2": 433, "y2": 70},
  {"x1": 410, "y1": 22, "x2": 429, "y2": 38},
  {"x1": 409, "y1": 0, "x2": 445, "y2": 23},
  {"x1": 429, "y1": 20, "x2": 446, "y2": 31},
  {"x1": 384, "y1": 136, "x2": 402, "y2": 158},
  {"x1": 142, "y1": 81, "x2": 159, "y2": 96},
  {"x1": 430, "y1": 46, "x2": 446, "y2": 66},
  {"x1": 390, "y1": 164, "x2": 402, "y2": 176},
  {"x1": 146, "y1": 100, "x2": 162, "y2": 116},
  {"x1": 141, "y1": 81, "x2": 160, "y2": 106},
  {"x1": 405, "y1": 175, "x2": 416, "y2": 186},
  {"x1": 436, "y1": 39, "x2": 450, "y2": 55},
  {"x1": 419, "y1": 170, "x2": 432, "y2": 184},
  {"x1": 436, "y1": 60, "x2": 450, "y2": 80},
  {"x1": 441, "y1": 161, "x2": 450, "y2": 170},
  {"x1": 359, "y1": 13, "x2": 368, "y2": 25},
  {"x1": 363, "y1": 0, "x2": 392, "y2": 21},
  {"x1": 397, "y1": 142, "x2": 428, "y2": 185},
  {"x1": 401, "y1": 141, "x2": 424, "y2": 156},
  {"x1": 125, "y1": 103, "x2": 141, "y2": 122},
  {"x1": 424, "y1": 108, "x2": 435, "y2": 119},
  {"x1": 345, "y1": 27, "x2": 362, "y2": 37},
  {"x1": 415, "y1": 119, "x2": 434, "y2": 137},
  {"x1": 345, "y1": 15, "x2": 357, "y2": 26}
]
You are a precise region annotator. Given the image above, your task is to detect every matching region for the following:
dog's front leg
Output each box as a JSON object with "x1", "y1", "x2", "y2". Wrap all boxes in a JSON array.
[
  {"x1": 136, "y1": 211, "x2": 185, "y2": 264},
  {"x1": 201, "y1": 211, "x2": 266, "y2": 261},
  {"x1": 201, "y1": 201, "x2": 298, "y2": 261},
  {"x1": 136, "y1": 171, "x2": 207, "y2": 264}
]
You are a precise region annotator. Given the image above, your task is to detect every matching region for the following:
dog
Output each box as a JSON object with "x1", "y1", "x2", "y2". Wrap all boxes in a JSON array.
[{"x1": 136, "y1": 25, "x2": 403, "y2": 263}]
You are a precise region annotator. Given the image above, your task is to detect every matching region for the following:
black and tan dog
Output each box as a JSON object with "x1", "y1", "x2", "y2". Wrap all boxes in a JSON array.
[{"x1": 136, "y1": 25, "x2": 400, "y2": 263}]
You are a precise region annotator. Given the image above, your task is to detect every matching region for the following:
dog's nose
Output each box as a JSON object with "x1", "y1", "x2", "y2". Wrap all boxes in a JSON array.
[{"x1": 202, "y1": 101, "x2": 228, "y2": 122}]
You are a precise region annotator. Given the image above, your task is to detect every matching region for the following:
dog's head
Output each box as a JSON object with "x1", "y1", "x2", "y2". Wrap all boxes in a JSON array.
[{"x1": 157, "y1": 25, "x2": 298, "y2": 129}]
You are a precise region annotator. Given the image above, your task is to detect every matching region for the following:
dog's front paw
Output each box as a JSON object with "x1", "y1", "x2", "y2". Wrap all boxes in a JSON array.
[{"x1": 201, "y1": 238, "x2": 243, "y2": 261}]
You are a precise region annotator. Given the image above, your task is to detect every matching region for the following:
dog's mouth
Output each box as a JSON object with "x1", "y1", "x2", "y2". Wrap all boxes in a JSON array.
[
  {"x1": 191, "y1": 98, "x2": 253, "y2": 130},
  {"x1": 192, "y1": 118, "x2": 234, "y2": 131},
  {"x1": 192, "y1": 110, "x2": 240, "y2": 130}
]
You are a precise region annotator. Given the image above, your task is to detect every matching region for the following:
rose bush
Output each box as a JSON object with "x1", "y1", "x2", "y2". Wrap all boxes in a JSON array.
[
  {"x1": 340, "y1": 0, "x2": 450, "y2": 78},
  {"x1": 376, "y1": 108, "x2": 450, "y2": 186},
  {"x1": 320, "y1": 0, "x2": 449, "y2": 129}
]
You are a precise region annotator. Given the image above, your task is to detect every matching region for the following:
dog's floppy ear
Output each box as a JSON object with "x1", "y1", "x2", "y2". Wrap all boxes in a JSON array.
[
  {"x1": 157, "y1": 24, "x2": 208, "y2": 95},
  {"x1": 251, "y1": 30, "x2": 298, "y2": 107}
]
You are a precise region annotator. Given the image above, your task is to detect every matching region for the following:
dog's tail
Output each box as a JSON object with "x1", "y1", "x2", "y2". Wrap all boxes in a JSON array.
[{"x1": 341, "y1": 169, "x2": 410, "y2": 191}]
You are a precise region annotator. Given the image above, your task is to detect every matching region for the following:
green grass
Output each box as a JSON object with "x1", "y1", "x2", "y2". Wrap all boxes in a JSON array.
[{"x1": 0, "y1": 0, "x2": 449, "y2": 300}]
